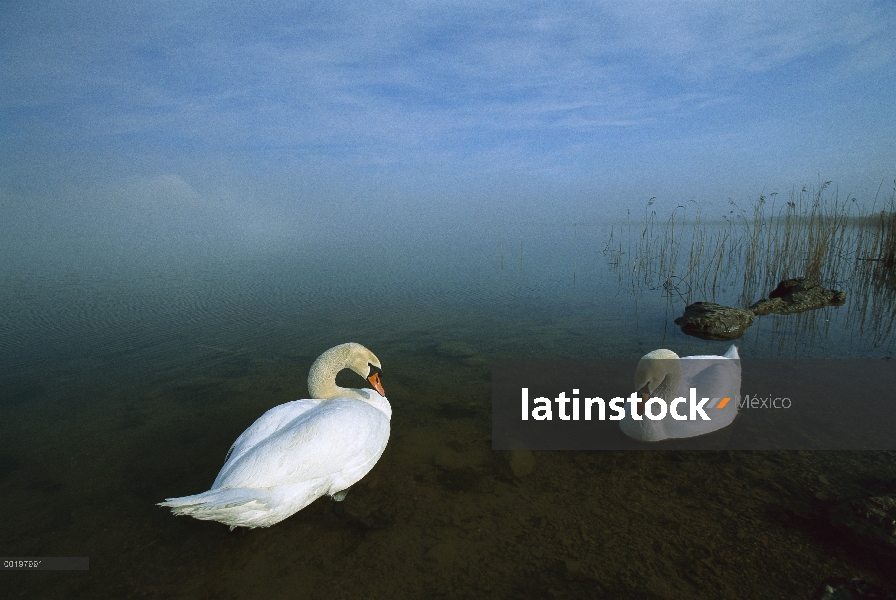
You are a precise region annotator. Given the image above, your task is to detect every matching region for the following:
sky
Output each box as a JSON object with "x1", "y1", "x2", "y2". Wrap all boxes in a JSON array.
[{"x1": 1, "y1": 1, "x2": 895, "y2": 263}]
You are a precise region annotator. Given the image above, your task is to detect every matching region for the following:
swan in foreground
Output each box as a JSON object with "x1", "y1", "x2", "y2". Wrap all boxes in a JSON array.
[
  {"x1": 620, "y1": 345, "x2": 740, "y2": 442},
  {"x1": 159, "y1": 343, "x2": 390, "y2": 529}
]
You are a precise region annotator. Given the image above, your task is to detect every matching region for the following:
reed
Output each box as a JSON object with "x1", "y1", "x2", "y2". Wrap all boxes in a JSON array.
[{"x1": 610, "y1": 180, "x2": 896, "y2": 308}]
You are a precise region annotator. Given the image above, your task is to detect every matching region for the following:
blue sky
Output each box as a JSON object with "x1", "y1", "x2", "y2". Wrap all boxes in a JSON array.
[{"x1": 1, "y1": 1, "x2": 895, "y2": 257}]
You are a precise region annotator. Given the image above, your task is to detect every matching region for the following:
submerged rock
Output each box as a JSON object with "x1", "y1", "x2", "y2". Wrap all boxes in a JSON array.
[
  {"x1": 503, "y1": 440, "x2": 535, "y2": 478},
  {"x1": 750, "y1": 277, "x2": 846, "y2": 315},
  {"x1": 508, "y1": 449, "x2": 535, "y2": 478},
  {"x1": 814, "y1": 578, "x2": 896, "y2": 600},
  {"x1": 829, "y1": 494, "x2": 896, "y2": 555},
  {"x1": 673, "y1": 302, "x2": 755, "y2": 341}
]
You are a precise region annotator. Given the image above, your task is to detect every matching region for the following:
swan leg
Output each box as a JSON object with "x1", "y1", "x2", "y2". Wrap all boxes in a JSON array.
[{"x1": 331, "y1": 487, "x2": 350, "y2": 517}]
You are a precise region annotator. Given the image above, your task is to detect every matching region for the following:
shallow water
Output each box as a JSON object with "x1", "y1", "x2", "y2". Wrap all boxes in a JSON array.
[{"x1": 2, "y1": 223, "x2": 895, "y2": 599}]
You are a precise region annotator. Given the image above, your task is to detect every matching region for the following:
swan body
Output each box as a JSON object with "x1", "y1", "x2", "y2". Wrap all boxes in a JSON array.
[
  {"x1": 620, "y1": 345, "x2": 740, "y2": 442},
  {"x1": 159, "y1": 343, "x2": 390, "y2": 529}
]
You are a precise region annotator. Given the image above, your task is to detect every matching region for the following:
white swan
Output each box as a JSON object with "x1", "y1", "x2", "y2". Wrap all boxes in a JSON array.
[
  {"x1": 620, "y1": 345, "x2": 740, "y2": 442},
  {"x1": 159, "y1": 342, "x2": 390, "y2": 529}
]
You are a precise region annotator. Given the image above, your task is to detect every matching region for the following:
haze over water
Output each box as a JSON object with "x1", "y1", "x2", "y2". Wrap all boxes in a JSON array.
[{"x1": 3, "y1": 2, "x2": 896, "y2": 598}]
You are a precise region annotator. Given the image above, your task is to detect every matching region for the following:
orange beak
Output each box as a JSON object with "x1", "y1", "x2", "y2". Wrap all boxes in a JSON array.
[{"x1": 367, "y1": 371, "x2": 385, "y2": 397}]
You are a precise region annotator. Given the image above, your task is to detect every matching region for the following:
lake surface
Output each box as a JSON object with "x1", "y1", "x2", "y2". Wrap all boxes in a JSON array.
[{"x1": 2, "y1": 222, "x2": 895, "y2": 599}]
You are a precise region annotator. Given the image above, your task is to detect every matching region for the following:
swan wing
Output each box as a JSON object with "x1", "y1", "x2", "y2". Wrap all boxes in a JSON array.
[
  {"x1": 670, "y1": 354, "x2": 740, "y2": 438},
  {"x1": 620, "y1": 413, "x2": 670, "y2": 442},
  {"x1": 218, "y1": 400, "x2": 321, "y2": 475},
  {"x1": 213, "y1": 398, "x2": 390, "y2": 493},
  {"x1": 679, "y1": 355, "x2": 741, "y2": 402},
  {"x1": 723, "y1": 344, "x2": 739, "y2": 359}
]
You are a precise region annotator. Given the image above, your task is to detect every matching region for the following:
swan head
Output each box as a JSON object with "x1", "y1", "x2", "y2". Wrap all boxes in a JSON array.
[
  {"x1": 308, "y1": 342, "x2": 385, "y2": 399},
  {"x1": 634, "y1": 349, "x2": 682, "y2": 407}
]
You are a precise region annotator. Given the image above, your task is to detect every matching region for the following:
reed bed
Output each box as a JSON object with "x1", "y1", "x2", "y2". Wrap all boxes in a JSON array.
[{"x1": 604, "y1": 180, "x2": 896, "y2": 309}]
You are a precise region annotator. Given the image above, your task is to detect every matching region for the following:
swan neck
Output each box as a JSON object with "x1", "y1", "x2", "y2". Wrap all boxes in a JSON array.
[
  {"x1": 309, "y1": 368, "x2": 362, "y2": 401},
  {"x1": 307, "y1": 344, "x2": 374, "y2": 401},
  {"x1": 655, "y1": 363, "x2": 682, "y2": 401}
]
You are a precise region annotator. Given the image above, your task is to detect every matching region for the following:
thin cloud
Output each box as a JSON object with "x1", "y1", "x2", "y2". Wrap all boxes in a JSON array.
[{"x1": 0, "y1": 0, "x2": 894, "y2": 209}]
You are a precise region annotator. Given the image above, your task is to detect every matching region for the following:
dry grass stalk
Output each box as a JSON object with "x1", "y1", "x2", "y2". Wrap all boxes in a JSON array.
[{"x1": 609, "y1": 180, "x2": 896, "y2": 309}]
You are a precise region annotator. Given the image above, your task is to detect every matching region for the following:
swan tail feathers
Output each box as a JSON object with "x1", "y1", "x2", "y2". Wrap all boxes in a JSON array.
[
  {"x1": 724, "y1": 345, "x2": 740, "y2": 359},
  {"x1": 158, "y1": 488, "x2": 273, "y2": 528}
]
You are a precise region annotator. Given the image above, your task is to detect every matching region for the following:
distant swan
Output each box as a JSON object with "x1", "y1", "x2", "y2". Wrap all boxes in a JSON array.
[
  {"x1": 159, "y1": 343, "x2": 390, "y2": 529},
  {"x1": 620, "y1": 345, "x2": 740, "y2": 442}
]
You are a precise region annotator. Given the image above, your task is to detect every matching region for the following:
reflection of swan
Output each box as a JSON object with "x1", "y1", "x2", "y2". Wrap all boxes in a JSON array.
[
  {"x1": 620, "y1": 345, "x2": 740, "y2": 442},
  {"x1": 159, "y1": 343, "x2": 390, "y2": 529}
]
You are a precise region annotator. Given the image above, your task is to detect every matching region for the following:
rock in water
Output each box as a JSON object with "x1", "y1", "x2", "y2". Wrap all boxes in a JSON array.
[
  {"x1": 750, "y1": 277, "x2": 846, "y2": 315},
  {"x1": 673, "y1": 302, "x2": 755, "y2": 341},
  {"x1": 508, "y1": 449, "x2": 535, "y2": 478},
  {"x1": 813, "y1": 578, "x2": 896, "y2": 600},
  {"x1": 829, "y1": 494, "x2": 896, "y2": 554},
  {"x1": 504, "y1": 440, "x2": 535, "y2": 478}
]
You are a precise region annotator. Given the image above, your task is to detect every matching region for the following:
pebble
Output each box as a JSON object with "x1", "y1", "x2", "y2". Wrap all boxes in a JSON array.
[{"x1": 506, "y1": 446, "x2": 535, "y2": 478}]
